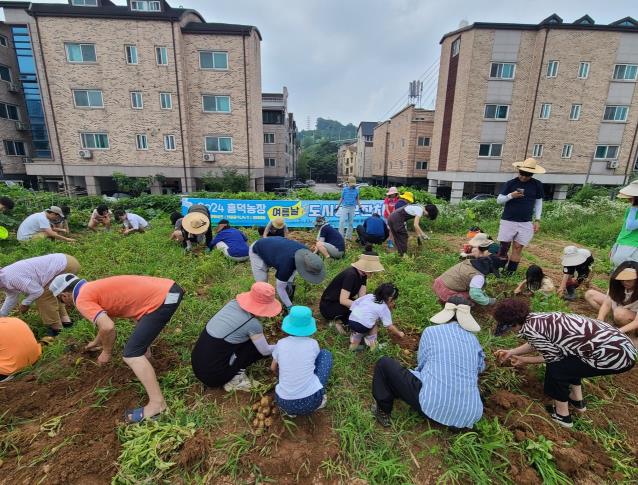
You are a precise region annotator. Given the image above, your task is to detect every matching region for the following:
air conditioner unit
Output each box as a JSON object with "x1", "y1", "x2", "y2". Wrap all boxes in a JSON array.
[
  {"x1": 22, "y1": 156, "x2": 32, "y2": 163},
  {"x1": 15, "y1": 122, "x2": 29, "y2": 131},
  {"x1": 8, "y1": 82, "x2": 21, "y2": 93},
  {"x1": 607, "y1": 160, "x2": 619, "y2": 169},
  {"x1": 78, "y1": 149, "x2": 93, "y2": 159},
  {"x1": 203, "y1": 153, "x2": 215, "y2": 162}
]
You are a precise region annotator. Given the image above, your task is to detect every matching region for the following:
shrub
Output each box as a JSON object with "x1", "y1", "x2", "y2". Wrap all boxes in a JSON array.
[
  {"x1": 200, "y1": 170, "x2": 248, "y2": 193},
  {"x1": 112, "y1": 172, "x2": 153, "y2": 197}
]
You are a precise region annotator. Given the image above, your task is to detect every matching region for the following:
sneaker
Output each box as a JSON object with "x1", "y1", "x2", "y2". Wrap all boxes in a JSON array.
[
  {"x1": 46, "y1": 327, "x2": 61, "y2": 337},
  {"x1": 371, "y1": 403, "x2": 391, "y2": 427},
  {"x1": 545, "y1": 404, "x2": 573, "y2": 428},
  {"x1": 223, "y1": 371, "x2": 260, "y2": 392},
  {"x1": 317, "y1": 394, "x2": 328, "y2": 410},
  {"x1": 568, "y1": 398, "x2": 587, "y2": 413}
]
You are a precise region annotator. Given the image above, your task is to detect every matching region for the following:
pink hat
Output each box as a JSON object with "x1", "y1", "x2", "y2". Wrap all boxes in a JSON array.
[
  {"x1": 236, "y1": 282, "x2": 282, "y2": 318},
  {"x1": 386, "y1": 187, "x2": 398, "y2": 196}
]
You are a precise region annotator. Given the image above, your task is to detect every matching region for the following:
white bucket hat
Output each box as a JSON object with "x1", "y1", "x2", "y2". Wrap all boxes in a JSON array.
[
  {"x1": 468, "y1": 233, "x2": 494, "y2": 248},
  {"x1": 430, "y1": 302, "x2": 480, "y2": 332},
  {"x1": 561, "y1": 246, "x2": 591, "y2": 267}
]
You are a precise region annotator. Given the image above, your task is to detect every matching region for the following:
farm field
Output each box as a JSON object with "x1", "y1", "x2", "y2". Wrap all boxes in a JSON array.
[{"x1": 1, "y1": 190, "x2": 638, "y2": 484}]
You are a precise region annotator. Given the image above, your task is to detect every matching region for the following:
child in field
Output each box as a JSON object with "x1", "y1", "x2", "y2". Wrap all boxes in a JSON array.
[
  {"x1": 348, "y1": 283, "x2": 404, "y2": 350},
  {"x1": 114, "y1": 209, "x2": 148, "y2": 235},
  {"x1": 271, "y1": 306, "x2": 333, "y2": 417},
  {"x1": 514, "y1": 264, "x2": 555, "y2": 297},
  {"x1": 559, "y1": 246, "x2": 594, "y2": 301},
  {"x1": 88, "y1": 204, "x2": 112, "y2": 231}
]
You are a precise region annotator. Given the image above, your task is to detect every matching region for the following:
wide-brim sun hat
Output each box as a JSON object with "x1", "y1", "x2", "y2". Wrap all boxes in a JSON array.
[
  {"x1": 49, "y1": 273, "x2": 80, "y2": 297},
  {"x1": 182, "y1": 211, "x2": 210, "y2": 235},
  {"x1": 0, "y1": 226, "x2": 8, "y2": 239},
  {"x1": 282, "y1": 305, "x2": 317, "y2": 337},
  {"x1": 351, "y1": 253, "x2": 385, "y2": 273},
  {"x1": 618, "y1": 180, "x2": 638, "y2": 199},
  {"x1": 236, "y1": 282, "x2": 282, "y2": 318},
  {"x1": 615, "y1": 268, "x2": 638, "y2": 281},
  {"x1": 512, "y1": 157, "x2": 546, "y2": 174},
  {"x1": 468, "y1": 233, "x2": 494, "y2": 248},
  {"x1": 294, "y1": 249, "x2": 326, "y2": 284},
  {"x1": 386, "y1": 187, "x2": 399, "y2": 196},
  {"x1": 271, "y1": 216, "x2": 285, "y2": 229},
  {"x1": 430, "y1": 302, "x2": 480, "y2": 333},
  {"x1": 400, "y1": 191, "x2": 415, "y2": 203},
  {"x1": 562, "y1": 246, "x2": 591, "y2": 267}
]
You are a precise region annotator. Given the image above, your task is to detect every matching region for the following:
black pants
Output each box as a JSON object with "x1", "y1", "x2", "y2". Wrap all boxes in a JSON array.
[
  {"x1": 388, "y1": 219, "x2": 409, "y2": 255},
  {"x1": 372, "y1": 356, "x2": 423, "y2": 414},
  {"x1": 544, "y1": 355, "x2": 634, "y2": 402},
  {"x1": 319, "y1": 299, "x2": 350, "y2": 323},
  {"x1": 356, "y1": 225, "x2": 386, "y2": 245}
]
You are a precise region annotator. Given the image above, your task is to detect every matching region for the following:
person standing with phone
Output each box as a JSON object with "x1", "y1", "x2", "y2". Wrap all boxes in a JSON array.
[{"x1": 496, "y1": 158, "x2": 546, "y2": 274}]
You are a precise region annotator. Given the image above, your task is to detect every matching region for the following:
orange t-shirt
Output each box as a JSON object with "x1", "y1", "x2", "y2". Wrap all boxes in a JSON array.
[
  {"x1": 75, "y1": 275, "x2": 174, "y2": 323},
  {"x1": 0, "y1": 317, "x2": 42, "y2": 375}
]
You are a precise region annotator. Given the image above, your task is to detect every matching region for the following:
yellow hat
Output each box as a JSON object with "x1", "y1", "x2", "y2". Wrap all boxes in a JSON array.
[{"x1": 400, "y1": 191, "x2": 415, "y2": 203}]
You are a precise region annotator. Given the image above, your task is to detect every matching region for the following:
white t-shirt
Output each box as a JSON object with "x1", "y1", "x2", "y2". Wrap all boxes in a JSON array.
[
  {"x1": 404, "y1": 204, "x2": 424, "y2": 218},
  {"x1": 17, "y1": 212, "x2": 51, "y2": 241},
  {"x1": 273, "y1": 336, "x2": 322, "y2": 400},
  {"x1": 348, "y1": 293, "x2": 393, "y2": 329},
  {"x1": 124, "y1": 212, "x2": 148, "y2": 230}
]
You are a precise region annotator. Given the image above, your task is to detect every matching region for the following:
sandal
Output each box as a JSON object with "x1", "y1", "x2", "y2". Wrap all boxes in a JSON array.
[{"x1": 124, "y1": 407, "x2": 162, "y2": 424}]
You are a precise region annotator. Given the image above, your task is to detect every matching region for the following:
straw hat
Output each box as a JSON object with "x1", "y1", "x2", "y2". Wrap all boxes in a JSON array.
[
  {"x1": 351, "y1": 253, "x2": 385, "y2": 273},
  {"x1": 282, "y1": 305, "x2": 317, "y2": 337},
  {"x1": 236, "y1": 282, "x2": 282, "y2": 318},
  {"x1": 386, "y1": 187, "x2": 399, "y2": 196},
  {"x1": 512, "y1": 157, "x2": 546, "y2": 174},
  {"x1": 49, "y1": 273, "x2": 81, "y2": 297},
  {"x1": 561, "y1": 246, "x2": 591, "y2": 267},
  {"x1": 271, "y1": 216, "x2": 285, "y2": 229},
  {"x1": 618, "y1": 180, "x2": 638, "y2": 199},
  {"x1": 294, "y1": 249, "x2": 326, "y2": 284},
  {"x1": 400, "y1": 191, "x2": 415, "y2": 203},
  {"x1": 182, "y1": 211, "x2": 210, "y2": 235},
  {"x1": 430, "y1": 301, "x2": 480, "y2": 332},
  {"x1": 468, "y1": 233, "x2": 494, "y2": 248},
  {"x1": 615, "y1": 268, "x2": 638, "y2": 281},
  {"x1": 347, "y1": 176, "x2": 357, "y2": 185}
]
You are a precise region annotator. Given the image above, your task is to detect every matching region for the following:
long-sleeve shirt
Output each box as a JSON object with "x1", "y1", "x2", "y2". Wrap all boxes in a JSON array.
[
  {"x1": 412, "y1": 322, "x2": 485, "y2": 428},
  {"x1": 0, "y1": 254, "x2": 68, "y2": 315},
  {"x1": 497, "y1": 194, "x2": 543, "y2": 220}
]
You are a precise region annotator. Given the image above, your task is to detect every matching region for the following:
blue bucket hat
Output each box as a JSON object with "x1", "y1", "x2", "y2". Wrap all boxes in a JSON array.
[{"x1": 282, "y1": 306, "x2": 317, "y2": 337}]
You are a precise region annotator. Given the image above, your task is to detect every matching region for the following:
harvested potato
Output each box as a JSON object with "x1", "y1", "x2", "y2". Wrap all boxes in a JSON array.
[
  {"x1": 252, "y1": 418, "x2": 259, "y2": 427},
  {"x1": 256, "y1": 412, "x2": 265, "y2": 420},
  {"x1": 252, "y1": 403, "x2": 260, "y2": 412},
  {"x1": 260, "y1": 396, "x2": 270, "y2": 406},
  {"x1": 403, "y1": 349, "x2": 411, "y2": 356},
  {"x1": 262, "y1": 407, "x2": 271, "y2": 417},
  {"x1": 264, "y1": 417, "x2": 273, "y2": 427},
  {"x1": 257, "y1": 420, "x2": 265, "y2": 428}
]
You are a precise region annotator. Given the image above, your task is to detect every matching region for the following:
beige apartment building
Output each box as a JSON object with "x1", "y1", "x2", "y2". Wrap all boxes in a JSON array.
[
  {"x1": 372, "y1": 105, "x2": 433, "y2": 185},
  {"x1": 354, "y1": 121, "x2": 375, "y2": 181},
  {"x1": 0, "y1": 0, "x2": 264, "y2": 194},
  {"x1": 262, "y1": 87, "x2": 298, "y2": 190},
  {"x1": 430, "y1": 14, "x2": 638, "y2": 203},
  {"x1": 337, "y1": 141, "x2": 356, "y2": 182}
]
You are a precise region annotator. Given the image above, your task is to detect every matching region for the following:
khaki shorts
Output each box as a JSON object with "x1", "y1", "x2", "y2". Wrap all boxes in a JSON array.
[{"x1": 36, "y1": 255, "x2": 80, "y2": 327}]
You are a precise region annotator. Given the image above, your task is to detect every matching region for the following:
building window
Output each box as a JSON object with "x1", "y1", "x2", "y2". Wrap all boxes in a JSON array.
[
  {"x1": 613, "y1": 64, "x2": 638, "y2": 81},
  {"x1": 3, "y1": 140, "x2": 25, "y2": 156},
  {"x1": 417, "y1": 136, "x2": 430, "y2": 147},
  {"x1": 478, "y1": 143, "x2": 502, "y2": 158},
  {"x1": 595, "y1": 145, "x2": 619, "y2": 159},
  {"x1": 0, "y1": 35, "x2": 7, "y2": 47},
  {"x1": 539, "y1": 103, "x2": 552, "y2": 119},
  {"x1": 131, "y1": 1, "x2": 161, "y2": 11},
  {"x1": 546, "y1": 60, "x2": 559, "y2": 78},
  {"x1": 72, "y1": 0, "x2": 98, "y2": 5},
  {"x1": 484, "y1": 104, "x2": 509, "y2": 120},
  {"x1": 451, "y1": 38, "x2": 460, "y2": 57},
  {"x1": 578, "y1": 62, "x2": 590, "y2": 79},
  {"x1": 0, "y1": 102, "x2": 19, "y2": 121},
  {"x1": 0, "y1": 65, "x2": 11, "y2": 82},
  {"x1": 80, "y1": 132, "x2": 109, "y2": 149},
  {"x1": 205, "y1": 136, "x2": 232, "y2": 153},
  {"x1": 125, "y1": 44, "x2": 138, "y2": 65},
  {"x1": 264, "y1": 157, "x2": 276, "y2": 167},
  {"x1": 73, "y1": 89, "x2": 103, "y2": 108},
  {"x1": 155, "y1": 46, "x2": 168, "y2": 65},
  {"x1": 263, "y1": 110, "x2": 284, "y2": 124},
  {"x1": 603, "y1": 105, "x2": 629, "y2": 122},
  {"x1": 489, "y1": 62, "x2": 515, "y2": 80},
  {"x1": 164, "y1": 134, "x2": 176, "y2": 151},
  {"x1": 65, "y1": 43, "x2": 96, "y2": 63},
  {"x1": 135, "y1": 134, "x2": 148, "y2": 150},
  {"x1": 264, "y1": 133, "x2": 275, "y2": 144},
  {"x1": 532, "y1": 144, "x2": 543, "y2": 157},
  {"x1": 130, "y1": 91, "x2": 143, "y2": 109},
  {"x1": 415, "y1": 160, "x2": 428, "y2": 170},
  {"x1": 159, "y1": 92, "x2": 172, "y2": 109},
  {"x1": 561, "y1": 144, "x2": 573, "y2": 159},
  {"x1": 199, "y1": 51, "x2": 228, "y2": 70},
  {"x1": 569, "y1": 104, "x2": 581, "y2": 121},
  {"x1": 202, "y1": 95, "x2": 231, "y2": 113}
]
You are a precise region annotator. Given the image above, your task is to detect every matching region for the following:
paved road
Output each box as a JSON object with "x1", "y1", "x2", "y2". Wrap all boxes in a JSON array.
[{"x1": 312, "y1": 183, "x2": 340, "y2": 195}]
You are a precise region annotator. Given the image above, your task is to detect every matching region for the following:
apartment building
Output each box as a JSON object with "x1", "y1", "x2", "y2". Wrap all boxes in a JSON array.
[
  {"x1": 354, "y1": 121, "x2": 376, "y2": 181},
  {"x1": 371, "y1": 105, "x2": 433, "y2": 186},
  {"x1": 0, "y1": 0, "x2": 264, "y2": 194},
  {"x1": 337, "y1": 141, "x2": 356, "y2": 182},
  {"x1": 430, "y1": 14, "x2": 638, "y2": 203},
  {"x1": 262, "y1": 87, "x2": 298, "y2": 190}
]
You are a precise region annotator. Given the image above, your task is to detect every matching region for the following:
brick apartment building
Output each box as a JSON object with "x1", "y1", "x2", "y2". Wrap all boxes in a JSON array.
[
  {"x1": 354, "y1": 121, "x2": 375, "y2": 181},
  {"x1": 337, "y1": 141, "x2": 356, "y2": 182},
  {"x1": 371, "y1": 105, "x2": 433, "y2": 186},
  {"x1": 429, "y1": 14, "x2": 638, "y2": 203},
  {"x1": 262, "y1": 87, "x2": 298, "y2": 190},
  {"x1": 0, "y1": 0, "x2": 265, "y2": 194}
]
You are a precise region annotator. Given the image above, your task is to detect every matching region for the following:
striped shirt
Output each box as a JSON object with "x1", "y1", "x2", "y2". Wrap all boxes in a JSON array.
[
  {"x1": 520, "y1": 312, "x2": 637, "y2": 370},
  {"x1": 412, "y1": 323, "x2": 485, "y2": 428},
  {"x1": 0, "y1": 253, "x2": 67, "y2": 315}
]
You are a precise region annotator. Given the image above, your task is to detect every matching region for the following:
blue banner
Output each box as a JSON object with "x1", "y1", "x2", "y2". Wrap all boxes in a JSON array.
[{"x1": 181, "y1": 198, "x2": 385, "y2": 228}]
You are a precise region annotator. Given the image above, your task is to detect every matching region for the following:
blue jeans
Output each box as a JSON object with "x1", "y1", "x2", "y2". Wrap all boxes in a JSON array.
[
  {"x1": 276, "y1": 349, "x2": 333, "y2": 416},
  {"x1": 339, "y1": 206, "x2": 356, "y2": 240}
]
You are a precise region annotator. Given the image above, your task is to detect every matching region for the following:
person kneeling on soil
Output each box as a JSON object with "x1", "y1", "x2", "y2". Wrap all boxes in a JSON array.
[
  {"x1": 348, "y1": 283, "x2": 404, "y2": 351},
  {"x1": 371, "y1": 296, "x2": 485, "y2": 429},
  {"x1": 355, "y1": 213, "x2": 389, "y2": 246},
  {"x1": 493, "y1": 298, "x2": 636, "y2": 428},
  {"x1": 585, "y1": 262, "x2": 638, "y2": 344},
  {"x1": 459, "y1": 233, "x2": 498, "y2": 259},
  {"x1": 17, "y1": 206, "x2": 75, "y2": 242},
  {"x1": 319, "y1": 248, "x2": 384, "y2": 335},
  {"x1": 50, "y1": 273, "x2": 185, "y2": 423},
  {"x1": 191, "y1": 282, "x2": 281, "y2": 392},
  {"x1": 514, "y1": 264, "x2": 555, "y2": 297},
  {"x1": 0, "y1": 317, "x2": 42, "y2": 382},
  {"x1": 313, "y1": 216, "x2": 345, "y2": 259},
  {"x1": 88, "y1": 204, "x2": 112, "y2": 231},
  {"x1": 558, "y1": 246, "x2": 594, "y2": 301},
  {"x1": 208, "y1": 219, "x2": 249, "y2": 262},
  {"x1": 114, "y1": 209, "x2": 149, "y2": 235},
  {"x1": 432, "y1": 255, "x2": 505, "y2": 306},
  {"x1": 271, "y1": 306, "x2": 332, "y2": 417},
  {"x1": 180, "y1": 204, "x2": 213, "y2": 251},
  {"x1": 258, "y1": 216, "x2": 288, "y2": 238}
]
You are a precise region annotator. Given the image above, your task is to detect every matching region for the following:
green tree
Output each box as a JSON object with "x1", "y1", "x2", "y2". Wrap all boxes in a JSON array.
[
  {"x1": 200, "y1": 169, "x2": 248, "y2": 192},
  {"x1": 112, "y1": 172, "x2": 153, "y2": 197},
  {"x1": 298, "y1": 139, "x2": 338, "y2": 182}
]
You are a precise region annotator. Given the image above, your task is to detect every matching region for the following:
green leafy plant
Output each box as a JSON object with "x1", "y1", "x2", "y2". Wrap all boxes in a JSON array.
[
  {"x1": 112, "y1": 172, "x2": 153, "y2": 197},
  {"x1": 524, "y1": 436, "x2": 570, "y2": 485}
]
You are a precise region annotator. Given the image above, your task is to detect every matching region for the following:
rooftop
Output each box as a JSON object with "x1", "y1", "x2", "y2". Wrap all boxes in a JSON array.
[{"x1": 358, "y1": 121, "x2": 378, "y2": 137}]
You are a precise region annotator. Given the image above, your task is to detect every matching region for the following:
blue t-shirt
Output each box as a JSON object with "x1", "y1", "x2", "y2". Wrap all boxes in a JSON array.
[
  {"x1": 363, "y1": 216, "x2": 385, "y2": 237},
  {"x1": 319, "y1": 224, "x2": 345, "y2": 252},
  {"x1": 499, "y1": 177, "x2": 544, "y2": 222},
  {"x1": 341, "y1": 186, "x2": 360, "y2": 207},
  {"x1": 394, "y1": 199, "x2": 408, "y2": 210},
  {"x1": 209, "y1": 227, "x2": 249, "y2": 257},
  {"x1": 252, "y1": 237, "x2": 306, "y2": 281}
]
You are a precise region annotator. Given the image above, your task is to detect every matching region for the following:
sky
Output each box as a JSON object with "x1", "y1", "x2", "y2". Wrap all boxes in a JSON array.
[{"x1": 35, "y1": 0, "x2": 638, "y2": 127}]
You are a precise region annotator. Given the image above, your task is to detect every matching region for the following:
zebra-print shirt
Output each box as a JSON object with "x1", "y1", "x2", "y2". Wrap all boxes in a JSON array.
[{"x1": 520, "y1": 312, "x2": 637, "y2": 370}]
